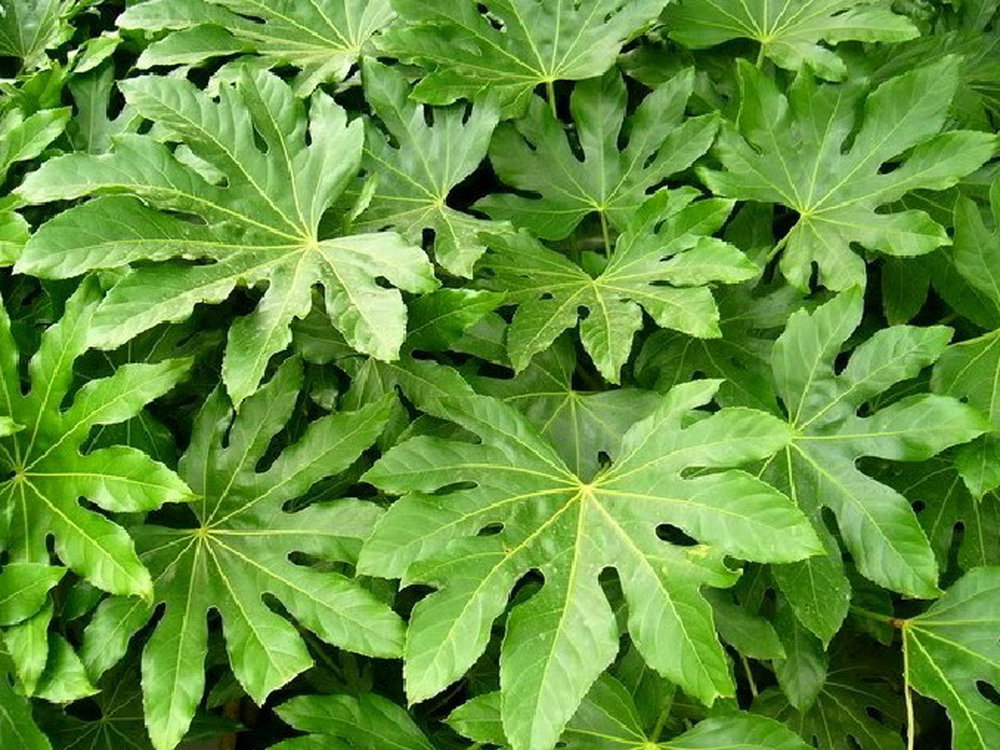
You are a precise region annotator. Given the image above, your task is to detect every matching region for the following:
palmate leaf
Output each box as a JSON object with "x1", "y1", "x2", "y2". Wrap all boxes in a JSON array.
[
  {"x1": 699, "y1": 57, "x2": 996, "y2": 290},
  {"x1": 474, "y1": 68, "x2": 718, "y2": 241},
  {"x1": 16, "y1": 67, "x2": 437, "y2": 406},
  {"x1": 477, "y1": 189, "x2": 758, "y2": 383},
  {"x1": 755, "y1": 656, "x2": 904, "y2": 750},
  {"x1": 0, "y1": 105, "x2": 69, "y2": 264},
  {"x1": 931, "y1": 180, "x2": 1000, "y2": 497},
  {"x1": 0, "y1": 276, "x2": 192, "y2": 600},
  {"x1": 0, "y1": 0, "x2": 85, "y2": 69},
  {"x1": 471, "y1": 335, "x2": 662, "y2": 479},
  {"x1": 879, "y1": 456, "x2": 1000, "y2": 575},
  {"x1": 761, "y1": 289, "x2": 987, "y2": 642},
  {"x1": 903, "y1": 566, "x2": 1000, "y2": 750},
  {"x1": 450, "y1": 675, "x2": 813, "y2": 749},
  {"x1": 360, "y1": 381, "x2": 821, "y2": 750},
  {"x1": 354, "y1": 60, "x2": 504, "y2": 277},
  {"x1": 271, "y1": 693, "x2": 434, "y2": 750},
  {"x1": 377, "y1": 0, "x2": 670, "y2": 116},
  {"x1": 664, "y1": 0, "x2": 918, "y2": 81},
  {"x1": 118, "y1": 0, "x2": 395, "y2": 95},
  {"x1": 79, "y1": 358, "x2": 405, "y2": 750}
]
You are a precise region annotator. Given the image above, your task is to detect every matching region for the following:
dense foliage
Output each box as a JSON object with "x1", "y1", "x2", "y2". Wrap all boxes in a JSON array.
[{"x1": 0, "y1": 1, "x2": 998, "y2": 749}]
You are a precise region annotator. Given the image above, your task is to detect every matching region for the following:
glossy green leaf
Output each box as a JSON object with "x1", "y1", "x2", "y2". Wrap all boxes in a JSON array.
[{"x1": 361, "y1": 382, "x2": 819, "y2": 749}]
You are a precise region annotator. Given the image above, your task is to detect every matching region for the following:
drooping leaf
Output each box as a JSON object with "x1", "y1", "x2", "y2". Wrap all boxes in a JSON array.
[
  {"x1": 699, "y1": 57, "x2": 996, "y2": 290},
  {"x1": 903, "y1": 566, "x2": 1000, "y2": 750},
  {"x1": 353, "y1": 59, "x2": 503, "y2": 277},
  {"x1": 17, "y1": 67, "x2": 438, "y2": 406},
  {"x1": 755, "y1": 655, "x2": 904, "y2": 750},
  {"x1": 377, "y1": 0, "x2": 670, "y2": 115},
  {"x1": 80, "y1": 358, "x2": 404, "y2": 750},
  {"x1": 474, "y1": 68, "x2": 718, "y2": 241},
  {"x1": 665, "y1": 0, "x2": 918, "y2": 81},
  {"x1": 272, "y1": 693, "x2": 434, "y2": 750},
  {"x1": 931, "y1": 182, "x2": 1000, "y2": 497},
  {"x1": 762, "y1": 289, "x2": 987, "y2": 641},
  {"x1": 0, "y1": 276, "x2": 192, "y2": 600},
  {"x1": 477, "y1": 189, "x2": 758, "y2": 382},
  {"x1": 360, "y1": 382, "x2": 820, "y2": 750},
  {"x1": 118, "y1": 0, "x2": 395, "y2": 94},
  {"x1": 470, "y1": 335, "x2": 662, "y2": 479}
]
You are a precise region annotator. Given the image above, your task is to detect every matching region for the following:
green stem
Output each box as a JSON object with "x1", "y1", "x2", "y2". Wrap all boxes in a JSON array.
[
  {"x1": 903, "y1": 632, "x2": 916, "y2": 750},
  {"x1": 546, "y1": 80, "x2": 557, "y2": 117},
  {"x1": 849, "y1": 606, "x2": 901, "y2": 627},
  {"x1": 649, "y1": 702, "x2": 671, "y2": 744},
  {"x1": 741, "y1": 654, "x2": 759, "y2": 698},
  {"x1": 599, "y1": 210, "x2": 612, "y2": 258},
  {"x1": 755, "y1": 42, "x2": 766, "y2": 68}
]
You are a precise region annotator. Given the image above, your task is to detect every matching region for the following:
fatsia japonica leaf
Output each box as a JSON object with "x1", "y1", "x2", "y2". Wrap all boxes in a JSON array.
[
  {"x1": 761, "y1": 289, "x2": 987, "y2": 642},
  {"x1": 353, "y1": 59, "x2": 504, "y2": 277},
  {"x1": 118, "y1": 0, "x2": 395, "y2": 95},
  {"x1": 879, "y1": 456, "x2": 1000, "y2": 574},
  {"x1": 477, "y1": 189, "x2": 758, "y2": 382},
  {"x1": 0, "y1": 657, "x2": 50, "y2": 750},
  {"x1": 0, "y1": 276, "x2": 192, "y2": 600},
  {"x1": 0, "y1": 0, "x2": 85, "y2": 69},
  {"x1": 449, "y1": 674, "x2": 813, "y2": 749},
  {"x1": 664, "y1": 0, "x2": 918, "y2": 81},
  {"x1": 377, "y1": 0, "x2": 670, "y2": 115},
  {"x1": 0, "y1": 105, "x2": 69, "y2": 264},
  {"x1": 360, "y1": 381, "x2": 821, "y2": 750},
  {"x1": 755, "y1": 655, "x2": 904, "y2": 750},
  {"x1": 699, "y1": 57, "x2": 997, "y2": 290},
  {"x1": 16, "y1": 67, "x2": 438, "y2": 406},
  {"x1": 931, "y1": 181, "x2": 1000, "y2": 497},
  {"x1": 470, "y1": 335, "x2": 662, "y2": 479},
  {"x1": 903, "y1": 566, "x2": 1000, "y2": 750},
  {"x1": 271, "y1": 693, "x2": 434, "y2": 750},
  {"x1": 474, "y1": 68, "x2": 718, "y2": 241},
  {"x1": 79, "y1": 358, "x2": 405, "y2": 750}
]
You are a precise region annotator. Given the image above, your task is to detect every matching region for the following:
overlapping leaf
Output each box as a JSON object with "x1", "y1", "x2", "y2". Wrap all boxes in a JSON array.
[
  {"x1": 903, "y1": 566, "x2": 1000, "y2": 750},
  {"x1": 377, "y1": 0, "x2": 670, "y2": 115},
  {"x1": 475, "y1": 68, "x2": 718, "y2": 241},
  {"x1": 665, "y1": 0, "x2": 918, "y2": 80},
  {"x1": 360, "y1": 381, "x2": 819, "y2": 750},
  {"x1": 118, "y1": 0, "x2": 395, "y2": 94},
  {"x1": 0, "y1": 276, "x2": 191, "y2": 599},
  {"x1": 0, "y1": 0, "x2": 85, "y2": 69},
  {"x1": 699, "y1": 57, "x2": 996, "y2": 290},
  {"x1": 80, "y1": 358, "x2": 404, "y2": 750},
  {"x1": 932, "y1": 180, "x2": 1000, "y2": 497},
  {"x1": 17, "y1": 67, "x2": 437, "y2": 406},
  {"x1": 353, "y1": 60, "x2": 503, "y2": 277},
  {"x1": 761, "y1": 290, "x2": 986, "y2": 642},
  {"x1": 477, "y1": 189, "x2": 758, "y2": 382}
]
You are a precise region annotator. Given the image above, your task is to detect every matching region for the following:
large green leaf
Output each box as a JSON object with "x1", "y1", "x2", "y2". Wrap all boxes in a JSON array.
[
  {"x1": 699, "y1": 57, "x2": 996, "y2": 290},
  {"x1": 118, "y1": 0, "x2": 395, "y2": 94},
  {"x1": 16, "y1": 67, "x2": 437, "y2": 406},
  {"x1": 475, "y1": 68, "x2": 718, "y2": 241},
  {"x1": 0, "y1": 0, "x2": 84, "y2": 69},
  {"x1": 360, "y1": 382, "x2": 820, "y2": 750},
  {"x1": 471, "y1": 335, "x2": 662, "y2": 479},
  {"x1": 931, "y1": 181, "x2": 1000, "y2": 497},
  {"x1": 477, "y1": 189, "x2": 758, "y2": 382},
  {"x1": 79, "y1": 359, "x2": 404, "y2": 750},
  {"x1": 762, "y1": 290, "x2": 986, "y2": 641},
  {"x1": 665, "y1": 0, "x2": 918, "y2": 80},
  {"x1": 0, "y1": 276, "x2": 192, "y2": 600},
  {"x1": 272, "y1": 693, "x2": 434, "y2": 750},
  {"x1": 903, "y1": 566, "x2": 1000, "y2": 750},
  {"x1": 377, "y1": 0, "x2": 670, "y2": 115},
  {"x1": 353, "y1": 59, "x2": 503, "y2": 277}
]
